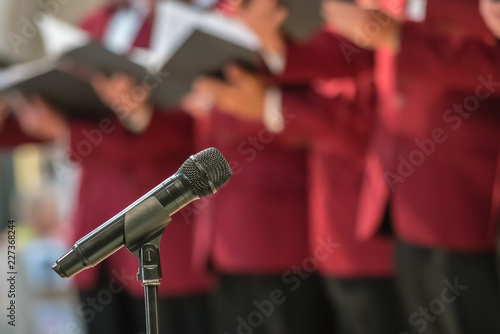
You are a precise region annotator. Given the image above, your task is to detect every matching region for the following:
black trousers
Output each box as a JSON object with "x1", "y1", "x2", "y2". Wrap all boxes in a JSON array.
[
  {"x1": 396, "y1": 239, "x2": 500, "y2": 334},
  {"x1": 211, "y1": 273, "x2": 333, "y2": 334},
  {"x1": 497, "y1": 233, "x2": 500, "y2": 289},
  {"x1": 79, "y1": 267, "x2": 212, "y2": 334},
  {"x1": 322, "y1": 276, "x2": 405, "y2": 334}
]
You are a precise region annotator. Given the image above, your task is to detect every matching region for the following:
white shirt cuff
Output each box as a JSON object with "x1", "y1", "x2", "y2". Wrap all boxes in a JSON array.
[
  {"x1": 263, "y1": 87, "x2": 284, "y2": 133},
  {"x1": 260, "y1": 50, "x2": 286, "y2": 74}
]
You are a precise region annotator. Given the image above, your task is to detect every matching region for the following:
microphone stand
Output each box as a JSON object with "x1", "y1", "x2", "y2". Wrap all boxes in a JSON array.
[
  {"x1": 137, "y1": 239, "x2": 162, "y2": 334},
  {"x1": 123, "y1": 197, "x2": 173, "y2": 334}
]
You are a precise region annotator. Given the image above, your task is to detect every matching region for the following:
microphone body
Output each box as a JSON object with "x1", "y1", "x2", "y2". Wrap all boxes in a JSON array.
[
  {"x1": 53, "y1": 172, "x2": 195, "y2": 278},
  {"x1": 52, "y1": 148, "x2": 232, "y2": 279}
]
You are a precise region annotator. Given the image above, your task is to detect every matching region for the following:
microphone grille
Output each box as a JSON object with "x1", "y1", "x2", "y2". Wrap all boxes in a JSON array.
[{"x1": 180, "y1": 148, "x2": 232, "y2": 198}]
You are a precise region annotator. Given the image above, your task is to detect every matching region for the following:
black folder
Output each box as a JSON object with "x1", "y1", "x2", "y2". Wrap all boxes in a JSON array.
[
  {"x1": 242, "y1": 0, "x2": 324, "y2": 41},
  {"x1": 152, "y1": 30, "x2": 259, "y2": 108},
  {"x1": 0, "y1": 58, "x2": 113, "y2": 120},
  {"x1": 0, "y1": 6, "x2": 259, "y2": 119},
  {"x1": 281, "y1": 0, "x2": 324, "y2": 40}
]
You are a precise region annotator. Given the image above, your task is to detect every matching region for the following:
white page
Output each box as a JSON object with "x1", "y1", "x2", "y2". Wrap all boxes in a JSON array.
[
  {"x1": 128, "y1": 47, "x2": 154, "y2": 67},
  {"x1": 37, "y1": 16, "x2": 90, "y2": 57},
  {"x1": 0, "y1": 57, "x2": 55, "y2": 90},
  {"x1": 148, "y1": 1, "x2": 260, "y2": 71},
  {"x1": 198, "y1": 11, "x2": 260, "y2": 51},
  {"x1": 149, "y1": 1, "x2": 205, "y2": 70}
]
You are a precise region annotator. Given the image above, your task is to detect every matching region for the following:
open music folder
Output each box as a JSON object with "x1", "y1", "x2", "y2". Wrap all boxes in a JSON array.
[
  {"x1": 0, "y1": 2, "x2": 260, "y2": 119},
  {"x1": 241, "y1": 0, "x2": 324, "y2": 41}
]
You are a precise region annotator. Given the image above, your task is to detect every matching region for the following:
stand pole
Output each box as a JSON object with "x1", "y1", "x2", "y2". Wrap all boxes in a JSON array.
[
  {"x1": 138, "y1": 241, "x2": 162, "y2": 334},
  {"x1": 122, "y1": 198, "x2": 171, "y2": 334},
  {"x1": 145, "y1": 286, "x2": 159, "y2": 334}
]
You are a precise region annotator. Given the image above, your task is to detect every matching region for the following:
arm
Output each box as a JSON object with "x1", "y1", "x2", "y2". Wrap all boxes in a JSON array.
[
  {"x1": 397, "y1": 21, "x2": 500, "y2": 94},
  {"x1": 0, "y1": 94, "x2": 68, "y2": 148},
  {"x1": 91, "y1": 73, "x2": 154, "y2": 133},
  {"x1": 276, "y1": 30, "x2": 375, "y2": 83},
  {"x1": 322, "y1": 1, "x2": 401, "y2": 51},
  {"x1": 480, "y1": 0, "x2": 500, "y2": 39},
  {"x1": 180, "y1": 65, "x2": 365, "y2": 144}
]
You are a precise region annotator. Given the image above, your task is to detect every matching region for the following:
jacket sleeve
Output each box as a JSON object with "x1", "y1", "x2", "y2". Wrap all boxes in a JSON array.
[
  {"x1": 272, "y1": 85, "x2": 353, "y2": 144},
  {"x1": 274, "y1": 30, "x2": 375, "y2": 84},
  {"x1": 399, "y1": 22, "x2": 500, "y2": 94}
]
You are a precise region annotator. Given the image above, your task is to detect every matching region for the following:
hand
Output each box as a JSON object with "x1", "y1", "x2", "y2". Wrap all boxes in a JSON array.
[
  {"x1": 322, "y1": 1, "x2": 400, "y2": 50},
  {"x1": 7, "y1": 93, "x2": 68, "y2": 141},
  {"x1": 184, "y1": 65, "x2": 267, "y2": 122},
  {"x1": 237, "y1": 0, "x2": 288, "y2": 54},
  {"x1": 180, "y1": 91, "x2": 214, "y2": 119},
  {"x1": 480, "y1": 0, "x2": 500, "y2": 38},
  {"x1": 91, "y1": 73, "x2": 153, "y2": 132}
]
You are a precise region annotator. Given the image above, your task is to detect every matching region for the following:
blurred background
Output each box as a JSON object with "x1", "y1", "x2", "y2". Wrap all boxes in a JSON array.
[{"x1": 0, "y1": 0, "x2": 499, "y2": 334}]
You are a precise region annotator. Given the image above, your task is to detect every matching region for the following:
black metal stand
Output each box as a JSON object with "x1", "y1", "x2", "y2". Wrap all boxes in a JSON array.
[
  {"x1": 138, "y1": 240, "x2": 162, "y2": 334},
  {"x1": 122, "y1": 196, "x2": 173, "y2": 334}
]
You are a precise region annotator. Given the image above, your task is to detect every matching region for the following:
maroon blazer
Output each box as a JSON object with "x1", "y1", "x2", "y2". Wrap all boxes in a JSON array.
[
  {"x1": 277, "y1": 30, "x2": 375, "y2": 84},
  {"x1": 79, "y1": 4, "x2": 154, "y2": 50},
  {"x1": 277, "y1": 31, "x2": 394, "y2": 277},
  {"x1": 357, "y1": 0, "x2": 500, "y2": 252},
  {"x1": 0, "y1": 112, "x2": 213, "y2": 297},
  {"x1": 70, "y1": 111, "x2": 214, "y2": 297},
  {"x1": 192, "y1": 110, "x2": 311, "y2": 274},
  {"x1": 71, "y1": 6, "x2": 213, "y2": 296}
]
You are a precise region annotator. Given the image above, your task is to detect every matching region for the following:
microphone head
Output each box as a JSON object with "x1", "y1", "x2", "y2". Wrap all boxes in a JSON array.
[{"x1": 180, "y1": 147, "x2": 232, "y2": 198}]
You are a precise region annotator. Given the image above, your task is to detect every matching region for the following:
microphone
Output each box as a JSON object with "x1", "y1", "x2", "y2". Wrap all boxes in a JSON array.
[{"x1": 52, "y1": 148, "x2": 232, "y2": 279}]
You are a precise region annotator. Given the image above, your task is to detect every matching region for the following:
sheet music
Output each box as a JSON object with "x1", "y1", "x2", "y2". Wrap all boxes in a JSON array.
[
  {"x1": 148, "y1": 1, "x2": 259, "y2": 71},
  {"x1": 37, "y1": 16, "x2": 90, "y2": 58}
]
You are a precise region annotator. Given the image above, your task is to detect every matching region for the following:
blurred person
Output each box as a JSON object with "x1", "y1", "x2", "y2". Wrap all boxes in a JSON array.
[
  {"x1": 0, "y1": 97, "x2": 212, "y2": 333},
  {"x1": 181, "y1": 2, "x2": 334, "y2": 334},
  {"x1": 72, "y1": 1, "x2": 215, "y2": 333},
  {"x1": 181, "y1": 1, "x2": 404, "y2": 334},
  {"x1": 0, "y1": 2, "x2": 216, "y2": 334},
  {"x1": 1, "y1": 90, "x2": 212, "y2": 334},
  {"x1": 239, "y1": 2, "x2": 406, "y2": 333},
  {"x1": 183, "y1": 80, "x2": 333, "y2": 333},
  {"x1": 323, "y1": 0, "x2": 500, "y2": 332}
]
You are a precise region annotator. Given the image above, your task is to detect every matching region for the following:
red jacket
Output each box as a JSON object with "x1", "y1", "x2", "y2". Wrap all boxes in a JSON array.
[
  {"x1": 79, "y1": 4, "x2": 154, "y2": 50},
  {"x1": 71, "y1": 5, "x2": 213, "y2": 296},
  {"x1": 193, "y1": 110, "x2": 311, "y2": 273},
  {"x1": 0, "y1": 117, "x2": 42, "y2": 147},
  {"x1": 69, "y1": 111, "x2": 213, "y2": 297},
  {"x1": 0, "y1": 113, "x2": 213, "y2": 296},
  {"x1": 357, "y1": 0, "x2": 500, "y2": 252},
  {"x1": 278, "y1": 31, "x2": 393, "y2": 277}
]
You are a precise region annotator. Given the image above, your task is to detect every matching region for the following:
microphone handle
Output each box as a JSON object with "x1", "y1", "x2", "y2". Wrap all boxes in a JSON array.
[{"x1": 52, "y1": 172, "x2": 196, "y2": 278}]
